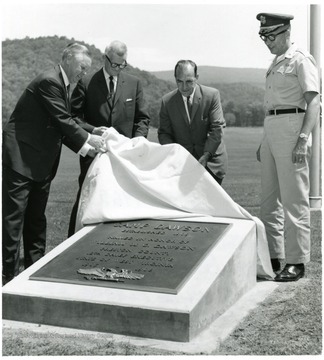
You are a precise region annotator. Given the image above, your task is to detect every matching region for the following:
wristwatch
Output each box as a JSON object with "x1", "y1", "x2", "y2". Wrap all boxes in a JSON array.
[{"x1": 299, "y1": 133, "x2": 308, "y2": 141}]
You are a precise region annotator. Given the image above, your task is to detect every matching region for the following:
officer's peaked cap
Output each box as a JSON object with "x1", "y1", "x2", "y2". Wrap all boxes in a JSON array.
[{"x1": 257, "y1": 13, "x2": 294, "y2": 34}]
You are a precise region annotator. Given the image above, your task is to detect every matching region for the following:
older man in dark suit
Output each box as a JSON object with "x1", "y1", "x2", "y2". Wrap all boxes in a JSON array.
[
  {"x1": 158, "y1": 60, "x2": 227, "y2": 184},
  {"x1": 2, "y1": 43, "x2": 105, "y2": 285},
  {"x1": 68, "y1": 40, "x2": 150, "y2": 236}
]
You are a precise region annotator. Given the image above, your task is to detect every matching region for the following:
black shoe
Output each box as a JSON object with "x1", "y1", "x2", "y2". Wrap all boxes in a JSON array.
[
  {"x1": 275, "y1": 264, "x2": 305, "y2": 282},
  {"x1": 271, "y1": 258, "x2": 281, "y2": 272}
]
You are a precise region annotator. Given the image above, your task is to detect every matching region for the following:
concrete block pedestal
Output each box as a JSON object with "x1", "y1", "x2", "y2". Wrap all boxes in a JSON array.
[{"x1": 3, "y1": 216, "x2": 257, "y2": 342}]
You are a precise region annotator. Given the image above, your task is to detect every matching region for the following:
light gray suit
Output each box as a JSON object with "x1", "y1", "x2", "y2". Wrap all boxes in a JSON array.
[{"x1": 158, "y1": 84, "x2": 227, "y2": 180}]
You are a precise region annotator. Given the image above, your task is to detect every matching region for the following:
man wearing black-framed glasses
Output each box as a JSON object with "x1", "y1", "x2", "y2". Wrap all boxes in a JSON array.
[
  {"x1": 256, "y1": 13, "x2": 320, "y2": 282},
  {"x1": 105, "y1": 54, "x2": 127, "y2": 69},
  {"x1": 259, "y1": 28, "x2": 287, "y2": 42},
  {"x1": 67, "y1": 40, "x2": 150, "y2": 236}
]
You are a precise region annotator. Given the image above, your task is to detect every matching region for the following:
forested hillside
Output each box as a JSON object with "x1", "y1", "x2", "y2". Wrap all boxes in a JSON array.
[
  {"x1": 153, "y1": 66, "x2": 266, "y2": 88},
  {"x1": 2, "y1": 36, "x2": 265, "y2": 127}
]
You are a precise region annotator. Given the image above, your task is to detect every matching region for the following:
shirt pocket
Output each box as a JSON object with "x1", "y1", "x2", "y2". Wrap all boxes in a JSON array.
[{"x1": 275, "y1": 64, "x2": 297, "y2": 90}]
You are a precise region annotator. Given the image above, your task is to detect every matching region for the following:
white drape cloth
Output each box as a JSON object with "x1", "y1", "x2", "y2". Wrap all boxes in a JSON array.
[{"x1": 76, "y1": 128, "x2": 275, "y2": 279}]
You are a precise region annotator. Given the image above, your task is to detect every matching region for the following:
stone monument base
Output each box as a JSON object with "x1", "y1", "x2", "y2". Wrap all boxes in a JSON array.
[{"x1": 2, "y1": 216, "x2": 257, "y2": 342}]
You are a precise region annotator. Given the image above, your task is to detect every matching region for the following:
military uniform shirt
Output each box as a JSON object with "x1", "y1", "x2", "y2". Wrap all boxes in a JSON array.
[{"x1": 264, "y1": 43, "x2": 319, "y2": 111}]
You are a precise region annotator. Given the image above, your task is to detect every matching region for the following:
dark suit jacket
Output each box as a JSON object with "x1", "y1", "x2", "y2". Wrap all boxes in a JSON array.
[
  {"x1": 158, "y1": 84, "x2": 227, "y2": 178},
  {"x1": 2, "y1": 65, "x2": 89, "y2": 181},
  {"x1": 70, "y1": 68, "x2": 150, "y2": 138}
]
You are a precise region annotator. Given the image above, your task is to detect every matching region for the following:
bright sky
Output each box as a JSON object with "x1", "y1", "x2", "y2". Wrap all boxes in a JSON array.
[{"x1": 1, "y1": 0, "x2": 321, "y2": 71}]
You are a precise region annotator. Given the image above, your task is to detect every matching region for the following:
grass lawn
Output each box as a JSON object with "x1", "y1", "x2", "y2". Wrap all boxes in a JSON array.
[{"x1": 2, "y1": 127, "x2": 322, "y2": 355}]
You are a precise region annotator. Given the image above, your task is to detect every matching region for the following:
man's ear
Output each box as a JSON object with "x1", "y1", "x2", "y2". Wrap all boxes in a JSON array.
[
  {"x1": 66, "y1": 53, "x2": 73, "y2": 64},
  {"x1": 196, "y1": 74, "x2": 199, "y2": 80}
]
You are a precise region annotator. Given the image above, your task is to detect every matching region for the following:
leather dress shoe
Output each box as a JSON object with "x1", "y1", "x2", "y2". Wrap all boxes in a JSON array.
[
  {"x1": 275, "y1": 264, "x2": 305, "y2": 282},
  {"x1": 271, "y1": 258, "x2": 281, "y2": 272}
]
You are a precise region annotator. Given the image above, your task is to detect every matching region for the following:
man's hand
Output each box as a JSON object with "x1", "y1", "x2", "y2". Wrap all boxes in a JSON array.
[
  {"x1": 256, "y1": 144, "x2": 261, "y2": 162},
  {"x1": 198, "y1": 152, "x2": 211, "y2": 168},
  {"x1": 92, "y1": 126, "x2": 109, "y2": 136},
  {"x1": 88, "y1": 134, "x2": 105, "y2": 150},
  {"x1": 292, "y1": 138, "x2": 308, "y2": 164}
]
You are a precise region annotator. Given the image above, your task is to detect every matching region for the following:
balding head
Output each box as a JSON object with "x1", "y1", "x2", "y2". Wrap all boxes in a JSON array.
[
  {"x1": 174, "y1": 60, "x2": 199, "y2": 97},
  {"x1": 174, "y1": 60, "x2": 197, "y2": 78}
]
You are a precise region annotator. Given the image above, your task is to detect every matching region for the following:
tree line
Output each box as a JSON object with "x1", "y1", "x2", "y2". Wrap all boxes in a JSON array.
[{"x1": 2, "y1": 36, "x2": 266, "y2": 128}]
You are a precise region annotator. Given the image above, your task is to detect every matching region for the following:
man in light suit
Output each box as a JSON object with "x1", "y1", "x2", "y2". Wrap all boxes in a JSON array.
[
  {"x1": 158, "y1": 60, "x2": 227, "y2": 184},
  {"x1": 2, "y1": 43, "x2": 105, "y2": 285},
  {"x1": 68, "y1": 40, "x2": 150, "y2": 236}
]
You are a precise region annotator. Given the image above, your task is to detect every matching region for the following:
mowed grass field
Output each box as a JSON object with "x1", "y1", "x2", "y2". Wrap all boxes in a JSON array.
[{"x1": 3, "y1": 127, "x2": 322, "y2": 356}]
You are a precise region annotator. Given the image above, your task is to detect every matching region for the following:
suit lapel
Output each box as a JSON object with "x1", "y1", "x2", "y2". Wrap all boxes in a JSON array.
[
  {"x1": 175, "y1": 91, "x2": 190, "y2": 126},
  {"x1": 191, "y1": 85, "x2": 201, "y2": 122},
  {"x1": 114, "y1": 72, "x2": 124, "y2": 105},
  {"x1": 97, "y1": 69, "x2": 109, "y2": 100},
  {"x1": 57, "y1": 66, "x2": 70, "y2": 111}
]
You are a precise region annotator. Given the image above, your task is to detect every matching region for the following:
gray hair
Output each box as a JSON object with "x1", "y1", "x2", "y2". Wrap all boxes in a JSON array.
[
  {"x1": 105, "y1": 40, "x2": 127, "y2": 57},
  {"x1": 62, "y1": 43, "x2": 91, "y2": 60}
]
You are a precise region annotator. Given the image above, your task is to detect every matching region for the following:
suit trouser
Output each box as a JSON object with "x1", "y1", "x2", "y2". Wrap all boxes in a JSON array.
[
  {"x1": 260, "y1": 113, "x2": 311, "y2": 264},
  {"x1": 206, "y1": 166, "x2": 223, "y2": 185},
  {"x1": 68, "y1": 155, "x2": 94, "y2": 237},
  {"x1": 2, "y1": 166, "x2": 51, "y2": 278}
]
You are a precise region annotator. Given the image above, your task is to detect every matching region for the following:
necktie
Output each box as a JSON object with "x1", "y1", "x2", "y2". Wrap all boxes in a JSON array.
[
  {"x1": 187, "y1": 96, "x2": 192, "y2": 118},
  {"x1": 66, "y1": 84, "x2": 71, "y2": 100},
  {"x1": 66, "y1": 84, "x2": 71, "y2": 111},
  {"x1": 107, "y1": 76, "x2": 114, "y2": 109},
  {"x1": 109, "y1": 76, "x2": 114, "y2": 97}
]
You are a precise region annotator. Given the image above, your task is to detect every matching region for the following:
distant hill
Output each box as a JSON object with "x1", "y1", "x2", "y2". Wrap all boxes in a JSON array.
[
  {"x1": 2, "y1": 36, "x2": 265, "y2": 127},
  {"x1": 153, "y1": 66, "x2": 266, "y2": 89},
  {"x1": 1, "y1": 36, "x2": 175, "y2": 128}
]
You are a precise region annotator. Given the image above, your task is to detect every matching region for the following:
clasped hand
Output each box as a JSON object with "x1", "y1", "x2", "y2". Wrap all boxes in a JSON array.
[
  {"x1": 88, "y1": 127, "x2": 109, "y2": 150},
  {"x1": 88, "y1": 130, "x2": 109, "y2": 158},
  {"x1": 88, "y1": 134, "x2": 105, "y2": 150}
]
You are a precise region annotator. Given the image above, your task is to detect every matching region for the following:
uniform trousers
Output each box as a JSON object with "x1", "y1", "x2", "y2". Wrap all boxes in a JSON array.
[
  {"x1": 2, "y1": 166, "x2": 51, "y2": 278},
  {"x1": 260, "y1": 113, "x2": 311, "y2": 264}
]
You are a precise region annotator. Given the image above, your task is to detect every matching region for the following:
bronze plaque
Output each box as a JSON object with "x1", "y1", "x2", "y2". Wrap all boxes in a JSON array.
[{"x1": 30, "y1": 220, "x2": 230, "y2": 294}]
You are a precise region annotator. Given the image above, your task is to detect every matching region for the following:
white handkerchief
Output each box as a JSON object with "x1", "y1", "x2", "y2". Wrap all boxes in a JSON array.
[{"x1": 126, "y1": 98, "x2": 133, "y2": 102}]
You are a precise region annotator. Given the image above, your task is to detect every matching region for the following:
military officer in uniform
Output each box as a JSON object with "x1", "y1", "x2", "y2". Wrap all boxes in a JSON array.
[{"x1": 256, "y1": 13, "x2": 320, "y2": 281}]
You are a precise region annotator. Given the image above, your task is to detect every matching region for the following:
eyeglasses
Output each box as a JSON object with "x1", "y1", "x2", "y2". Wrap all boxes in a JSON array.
[
  {"x1": 259, "y1": 29, "x2": 287, "y2": 42},
  {"x1": 105, "y1": 55, "x2": 127, "y2": 69}
]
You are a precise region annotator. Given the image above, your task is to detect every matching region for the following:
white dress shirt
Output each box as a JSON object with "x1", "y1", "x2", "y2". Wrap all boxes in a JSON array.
[
  {"x1": 181, "y1": 86, "x2": 196, "y2": 122},
  {"x1": 103, "y1": 68, "x2": 117, "y2": 94}
]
